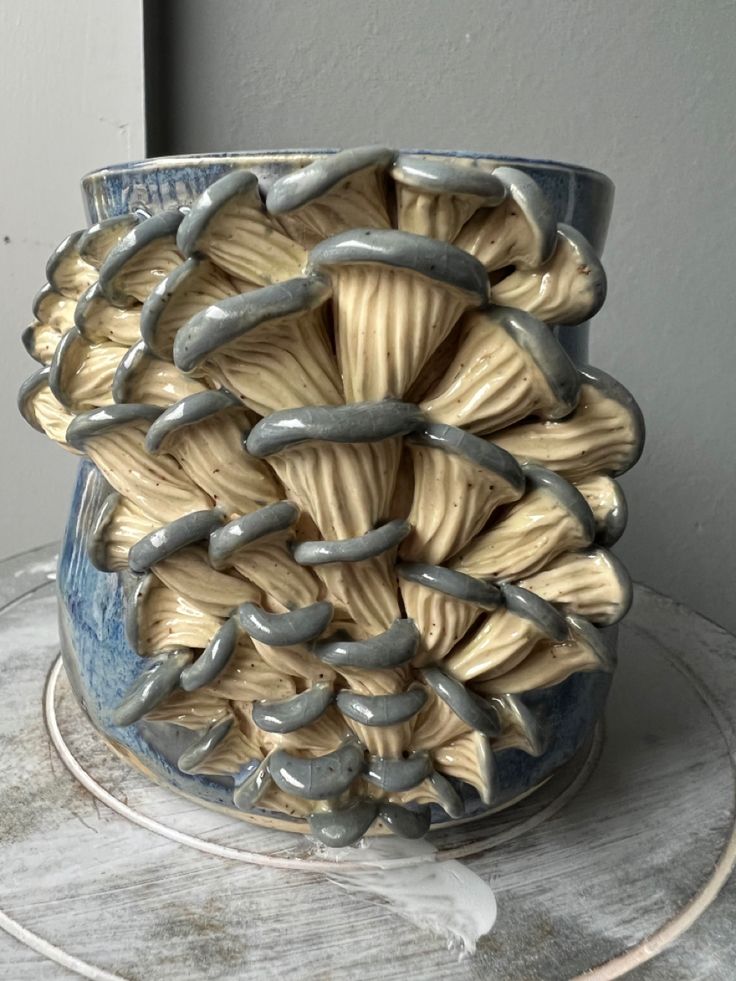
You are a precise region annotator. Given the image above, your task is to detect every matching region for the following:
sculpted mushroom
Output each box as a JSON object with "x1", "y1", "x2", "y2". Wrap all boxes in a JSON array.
[
  {"x1": 173, "y1": 275, "x2": 342, "y2": 414},
  {"x1": 398, "y1": 563, "x2": 502, "y2": 663},
  {"x1": 177, "y1": 169, "x2": 306, "y2": 285},
  {"x1": 391, "y1": 154, "x2": 506, "y2": 241},
  {"x1": 145, "y1": 389, "x2": 281, "y2": 517},
  {"x1": 420, "y1": 305, "x2": 580, "y2": 434},
  {"x1": 309, "y1": 228, "x2": 489, "y2": 401},
  {"x1": 401, "y1": 423, "x2": 524, "y2": 563},
  {"x1": 266, "y1": 145, "x2": 394, "y2": 246},
  {"x1": 99, "y1": 209, "x2": 184, "y2": 306},
  {"x1": 246, "y1": 400, "x2": 423, "y2": 539},
  {"x1": 450, "y1": 466, "x2": 596, "y2": 581}
]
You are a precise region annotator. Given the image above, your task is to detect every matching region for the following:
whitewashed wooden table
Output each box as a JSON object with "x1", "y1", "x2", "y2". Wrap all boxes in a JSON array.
[{"x1": 1, "y1": 544, "x2": 735, "y2": 980}]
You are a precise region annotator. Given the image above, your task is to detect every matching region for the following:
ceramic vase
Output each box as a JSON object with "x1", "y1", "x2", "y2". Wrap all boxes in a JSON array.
[{"x1": 18, "y1": 148, "x2": 643, "y2": 846}]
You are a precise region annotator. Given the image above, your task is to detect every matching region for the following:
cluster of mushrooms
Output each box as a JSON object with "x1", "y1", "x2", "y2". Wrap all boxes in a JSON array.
[{"x1": 19, "y1": 147, "x2": 643, "y2": 846}]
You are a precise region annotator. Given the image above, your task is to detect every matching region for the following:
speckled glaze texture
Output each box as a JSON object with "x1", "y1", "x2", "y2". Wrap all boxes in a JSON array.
[{"x1": 19, "y1": 148, "x2": 642, "y2": 845}]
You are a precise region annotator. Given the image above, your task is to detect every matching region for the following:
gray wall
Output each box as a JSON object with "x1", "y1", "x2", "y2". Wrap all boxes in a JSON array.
[
  {"x1": 2, "y1": 0, "x2": 145, "y2": 557},
  {"x1": 152, "y1": 0, "x2": 736, "y2": 631}
]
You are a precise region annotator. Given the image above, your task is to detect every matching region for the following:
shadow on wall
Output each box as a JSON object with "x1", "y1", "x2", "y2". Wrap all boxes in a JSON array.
[{"x1": 139, "y1": 0, "x2": 735, "y2": 633}]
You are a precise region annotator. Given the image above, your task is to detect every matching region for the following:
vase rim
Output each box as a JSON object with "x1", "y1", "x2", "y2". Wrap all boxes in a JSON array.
[{"x1": 81, "y1": 149, "x2": 614, "y2": 191}]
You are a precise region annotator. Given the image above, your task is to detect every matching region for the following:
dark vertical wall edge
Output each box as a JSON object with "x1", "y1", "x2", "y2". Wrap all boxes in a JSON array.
[{"x1": 143, "y1": 0, "x2": 174, "y2": 156}]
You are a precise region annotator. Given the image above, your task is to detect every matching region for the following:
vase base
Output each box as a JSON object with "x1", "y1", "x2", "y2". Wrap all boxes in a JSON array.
[{"x1": 47, "y1": 654, "x2": 603, "y2": 858}]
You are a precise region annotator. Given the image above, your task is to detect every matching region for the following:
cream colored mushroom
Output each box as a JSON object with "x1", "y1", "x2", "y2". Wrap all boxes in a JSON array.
[
  {"x1": 266, "y1": 146, "x2": 393, "y2": 247},
  {"x1": 309, "y1": 228, "x2": 489, "y2": 401},
  {"x1": 177, "y1": 170, "x2": 306, "y2": 285},
  {"x1": 421, "y1": 306, "x2": 580, "y2": 435}
]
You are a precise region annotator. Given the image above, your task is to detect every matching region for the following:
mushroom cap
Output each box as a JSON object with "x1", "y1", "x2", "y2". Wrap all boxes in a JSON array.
[
  {"x1": 111, "y1": 339, "x2": 155, "y2": 403},
  {"x1": 128, "y1": 508, "x2": 226, "y2": 574},
  {"x1": 491, "y1": 692, "x2": 547, "y2": 758},
  {"x1": 397, "y1": 562, "x2": 501, "y2": 611},
  {"x1": 237, "y1": 599, "x2": 334, "y2": 647},
  {"x1": 48, "y1": 326, "x2": 89, "y2": 409},
  {"x1": 145, "y1": 389, "x2": 243, "y2": 454},
  {"x1": 66, "y1": 403, "x2": 163, "y2": 450},
  {"x1": 365, "y1": 752, "x2": 432, "y2": 792},
  {"x1": 266, "y1": 145, "x2": 394, "y2": 215},
  {"x1": 140, "y1": 255, "x2": 206, "y2": 357},
  {"x1": 180, "y1": 616, "x2": 241, "y2": 692},
  {"x1": 178, "y1": 716, "x2": 235, "y2": 773},
  {"x1": 32, "y1": 283, "x2": 65, "y2": 322},
  {"x1": 421, "y1": 666, "x2": 500, "y2": 736},
  {"x1": 232, "y1": 757, "x2": 272, "y2": 811},
  {"x1": 490, "y1": 305, "x2": 581, "y2": 417},
  {"x1": 99, "y1": 209, "x2": 184, "y2": 306},
  {"x1": 173, "y1": 275, "x2": 330, "y2": 373},
  {"x1": 428, "y1": 771, "x2": 465, "y2": 819},
  {"x1": 595, "y1": 479, "x2": 629, "y2": 547},
  {"x1": 554, "y1": 223, "x2": 608, "y2": 324},
  {"x1": 208, "y1": 501, "x2": 300, "y2": 567},
  {"x1": 45, "y1": 230, "x2": 86, "y2": 291},
  {"x1": 521, "y1": 464, "x2": 597, "y2": 543},
  {"x1": 17, "y1": 365, "x2": 52, "y2": 432},
  {"x1": 246, "y1": 399, "x2": 424, "y2": 458},
  {"x1": 336, "y1": 686, "x2": 427, "y2": 726},
  {"x1": 292, "y1": 518, "x2": 411, "y2": 566},
  {"x1": 252, "y1": 683, "x2": 334, "y2": 734},
  {"x1": 378, "y1": 802, "x2": 432, "y2": 839},
  {"x1": 492, "y1": 166, "x2": 558, "y2": 268},
  {"x1": 176, "y1": 169, "x2": 261, "y2": 258},
  {"x1": 87, "y1": 490, "x2": 122, "y2": 572},
  {"x1": 78, "y1": 213, "x2": 144, "y2": 268},
  {"x1": 566, "y1": 611, "x2": 617, "y2": 668},
  {"x1": 112, "y1": 649, "x2": 193, "y2": 727},
  {"x1": 267, "y1": 741, "x2": 365, "y2": 799},
  {"x1": 124, "y1": 571, "x2": 156, "y2": 653},
  {"x1": 309, "y1": 798, "x2": 380, "y2": 847},
  {"x1": 498, "y1": 583, "x2": 569, "y2": 642},
  {"x1": 313, "y1": 618, "x2": 420, "y2": 670},
  {"x1": 74, "y1": 282, "x2": 108, "y2": 338},
  {"x1": 391, "y1": 154, "x2": 505, "y2": 203},
  {"x1": 579, "y1": 364, "x2": 646, "y2": 472},
  {"x1": 309, "y1": 228, "x2": 490, "y2": 302}
]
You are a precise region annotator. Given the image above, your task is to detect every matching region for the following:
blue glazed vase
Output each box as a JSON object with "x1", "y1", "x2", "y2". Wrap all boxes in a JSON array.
[{"x1": 22, "y1": 150, "x2": 641, "y2": 843}]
